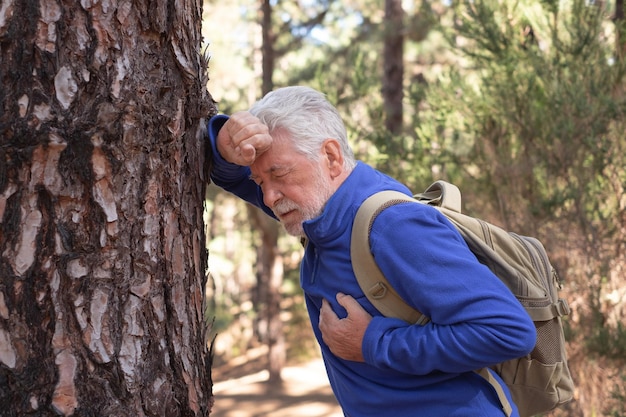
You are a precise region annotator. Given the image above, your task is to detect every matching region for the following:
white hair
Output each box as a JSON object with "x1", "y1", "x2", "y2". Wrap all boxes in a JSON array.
[{"x1": 249, "y1": 86, "x2": 356, "y2": 170}]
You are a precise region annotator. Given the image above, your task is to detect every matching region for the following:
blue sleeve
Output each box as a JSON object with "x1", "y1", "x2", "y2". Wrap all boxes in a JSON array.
[
  {"x1": 361, "y1": 203, "x2": 536, "y2": 375},
  {"x1": 206, "y1": 115, "x2": 275, "y2": 218}
]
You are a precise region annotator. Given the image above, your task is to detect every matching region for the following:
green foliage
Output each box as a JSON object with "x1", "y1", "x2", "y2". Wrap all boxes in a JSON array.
[
  {"x1": 606, "y1": 373, "x2": 626, "y2": 417},
  {"x1": 587, "y1": 321, "x2": 626, "y2": 360},
  {"x1": 418, "y1": 0, "x2": 626, "y2": 235},
  {"x1": 585, "y1": 279, "x2": 626, "y2": 360}
]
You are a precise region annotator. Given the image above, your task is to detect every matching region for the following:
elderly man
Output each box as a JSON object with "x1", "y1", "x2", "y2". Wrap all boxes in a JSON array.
[{"x1": 206, "y1": 86, "x2": 536, "y2": 417}]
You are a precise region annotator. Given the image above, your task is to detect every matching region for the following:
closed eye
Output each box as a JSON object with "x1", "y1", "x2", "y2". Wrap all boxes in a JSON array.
[{"x1": 270, "y1": 167, "x2": 291, "y2": 179}]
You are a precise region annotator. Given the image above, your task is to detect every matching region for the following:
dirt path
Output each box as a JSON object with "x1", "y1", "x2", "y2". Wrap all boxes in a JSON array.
[{"x1": 211, "y1": 353, "x2": 343, "y2": 417}]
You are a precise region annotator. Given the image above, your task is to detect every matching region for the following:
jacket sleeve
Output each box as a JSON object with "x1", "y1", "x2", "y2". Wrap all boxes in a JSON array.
[
  {"x1": 206, "y1": 115, "x2": 275, "y2": 218},
  {"x1": 360, "y1": 202, "x2": 536, "y2": 375}
]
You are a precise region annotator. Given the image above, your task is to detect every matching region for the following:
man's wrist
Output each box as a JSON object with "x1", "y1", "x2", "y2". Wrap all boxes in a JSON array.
[{"x1": 207, "y1": 114, "x2": 231, "y2": 166}]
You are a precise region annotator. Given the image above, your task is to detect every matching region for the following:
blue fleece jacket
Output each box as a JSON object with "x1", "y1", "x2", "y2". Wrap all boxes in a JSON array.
[{"x1": 207, "y1": 115, "x2": 536, "y2": 417}]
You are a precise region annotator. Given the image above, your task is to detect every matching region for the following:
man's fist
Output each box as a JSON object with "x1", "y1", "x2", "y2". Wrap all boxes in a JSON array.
[
  {"x1": 319, "y1": 293, "x2": 372, "y2": 362},
  {"x1": 216, "y1": 111, "x2": 273, "y2": 166}
]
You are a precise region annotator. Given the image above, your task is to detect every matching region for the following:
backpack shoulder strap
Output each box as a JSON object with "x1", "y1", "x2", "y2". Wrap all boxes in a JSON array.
[{"x1": 351, "y1": 190, "x2": 429, "y2": 325}]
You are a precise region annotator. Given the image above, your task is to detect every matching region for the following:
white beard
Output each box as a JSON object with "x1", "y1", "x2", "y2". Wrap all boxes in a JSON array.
[{"x1": 273, "y1": 165, "x2": 335, "y2": 236}]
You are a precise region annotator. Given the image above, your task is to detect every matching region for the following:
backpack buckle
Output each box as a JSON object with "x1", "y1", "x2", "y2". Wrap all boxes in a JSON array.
[{"x1": 369, "y1": 282, "x2": 388, "y2": 299}]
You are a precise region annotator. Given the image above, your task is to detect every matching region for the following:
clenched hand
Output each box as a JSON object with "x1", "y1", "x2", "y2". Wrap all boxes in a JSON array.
[
  {"x1": 216, "y1": 111, "x2": 272, "y2": 166},
  {"x1": 319, "y1": 293, "x2": 372, "y2": 362}
]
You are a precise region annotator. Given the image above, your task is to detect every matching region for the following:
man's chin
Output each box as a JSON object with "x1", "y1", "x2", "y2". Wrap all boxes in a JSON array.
[
  {"x1": 279, "y1": 219, "x2": 304, "y2": 237},
  {"x1": 282, "y1": 224, "x2": 304, "y2": 237}
]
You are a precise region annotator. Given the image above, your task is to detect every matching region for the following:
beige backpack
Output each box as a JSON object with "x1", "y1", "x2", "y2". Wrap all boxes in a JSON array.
[{"x1": 351, "y1": 181, "x2": 574, "y2": 417}]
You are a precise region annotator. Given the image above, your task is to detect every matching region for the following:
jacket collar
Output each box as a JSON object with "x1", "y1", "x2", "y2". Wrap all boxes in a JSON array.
[{"x1": 302, "y1": 162, "x2": 410, "y2": 247}]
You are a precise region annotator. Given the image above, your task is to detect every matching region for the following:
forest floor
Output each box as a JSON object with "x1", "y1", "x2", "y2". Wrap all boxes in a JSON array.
[{"x1": 210, "y1": 347, "x2": 343, "y2": 417}]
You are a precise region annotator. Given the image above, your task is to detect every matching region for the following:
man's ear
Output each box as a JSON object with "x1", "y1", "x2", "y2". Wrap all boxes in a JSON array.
[{"x1": 322, "y1": 139, "x2": 345, "y2": 178}]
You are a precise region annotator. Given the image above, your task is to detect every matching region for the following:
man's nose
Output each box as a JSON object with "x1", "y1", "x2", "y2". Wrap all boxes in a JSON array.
[{"x1": 263, "y1": 185, "x2": 283, "y2": 208}]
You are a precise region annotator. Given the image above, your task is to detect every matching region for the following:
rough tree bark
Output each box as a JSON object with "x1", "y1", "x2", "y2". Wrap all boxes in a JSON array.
[{"x1": 0, "y1": 1, "x2": 215, "y2": 416}]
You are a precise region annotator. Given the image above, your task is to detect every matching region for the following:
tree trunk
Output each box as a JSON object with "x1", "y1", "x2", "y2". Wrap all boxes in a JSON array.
[
  {"x1": 249, "y1": 207, "x2": 284, "y2": 383},
  {"x1": 0, "y1": 1, "x2": 215, "y2": 416},
  {"x1": 254, "y1": 0, "x2": 286, "y2": 383},
  {"x1": 382, "y1": 0, "x2": 404, "y2": 134},
  {"x1": 260, "y1": 0, "x2": 275, "y2": 97},
  {"x1": 615, "y1": 0, "x2": 625, "y2": 58}
]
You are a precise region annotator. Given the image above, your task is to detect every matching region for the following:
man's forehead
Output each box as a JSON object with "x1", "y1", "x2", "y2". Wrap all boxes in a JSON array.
[
  {"x1": 250, "y1": 152, "x2": 297, "y2": 177},
  {"x1": 250, "y1": 139, "x2": 301, "y2": 173}
]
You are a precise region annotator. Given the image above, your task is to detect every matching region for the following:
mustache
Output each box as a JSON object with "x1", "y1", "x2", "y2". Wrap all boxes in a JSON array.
[{"x1": 273, "y1": 199, "x2": 299, "y2": 217}]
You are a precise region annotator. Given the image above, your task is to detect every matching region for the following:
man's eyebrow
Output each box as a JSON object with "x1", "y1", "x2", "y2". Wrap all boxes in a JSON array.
[
  {"x1": 248, "y1": 166, "x2": 281, "y2": 181},
  {"x1": 257, "y1": 165, "x2": 291, "y2": 176},
  {"x1": 249, "y1": 163, "x2": 293, "y2": 183}
]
